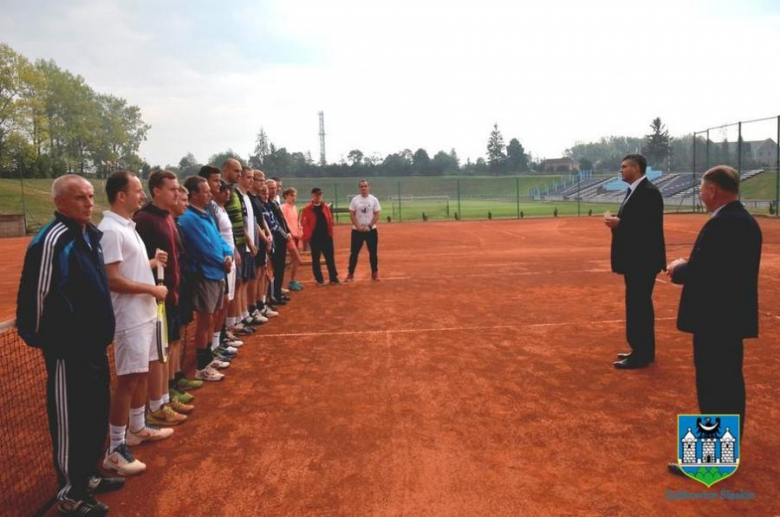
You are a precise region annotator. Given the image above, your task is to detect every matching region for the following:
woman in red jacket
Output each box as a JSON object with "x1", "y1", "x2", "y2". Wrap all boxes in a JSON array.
[{"x1": 301, "y1": 187, "x2": 340, "y2": 285}]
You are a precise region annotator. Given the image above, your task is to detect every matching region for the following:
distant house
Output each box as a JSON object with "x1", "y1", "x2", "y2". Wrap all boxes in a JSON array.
[
  {"x1": 540, "y1": 157, "x2": 578, "y2": 173},
  {"x1": 720, "y1": 139, "x2": 777, "y2": 166}
]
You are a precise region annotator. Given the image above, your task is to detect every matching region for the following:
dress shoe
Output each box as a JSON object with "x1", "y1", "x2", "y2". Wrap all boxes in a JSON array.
[
  {"x1": 280, "y1": 295, "x2": 292, "y2": 301},
  {"x1": 617, "y1": 352, "x2": 632, "y2": 360},
  {"x1": 613, "y1": 358, "x2": 650, "y2": 369},
  {"x1": 271, "y1": 299, "x2": 287, "y2": 306},
  {"x1": 667, "y1": 463, "x2": 685, "y2": 476}
]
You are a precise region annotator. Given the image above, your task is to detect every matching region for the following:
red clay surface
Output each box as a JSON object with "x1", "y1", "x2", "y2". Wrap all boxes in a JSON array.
[{"x1": 4, "y1": 215, "x2": 778, "y2": 515}]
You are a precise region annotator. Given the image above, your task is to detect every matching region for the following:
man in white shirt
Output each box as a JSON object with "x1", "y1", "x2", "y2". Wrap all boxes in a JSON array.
[
  {"x1": 99, "y1": 172, "x2": 173, "y2": 477},
  {"x1": 346, "y1": 179, "x2": 382, "y2": 281}
]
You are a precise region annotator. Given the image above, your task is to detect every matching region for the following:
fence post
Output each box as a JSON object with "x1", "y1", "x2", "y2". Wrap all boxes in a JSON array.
[
  {"x1": 577, "y1": 171, "x2": 581, "y2": 217},
  {"x1": 692, "y1": 133, "x2": 697, "y2": 212},
  {"x1": 737, "y1": 121, "x2": 742, "y2": 201},
  {"x1": 397, "y1": 181, "x2": 402, "y2": 223},
  {"x1": 706, "y1": 129, "x2": 710, "y2": 170},
  {"x1": 334, "y1": 183, "x2": 339, "y2": 223},
  {"x1": 457, "y1": 179, "x2": 461, "y2": 220},
  {"x1": 516, "y1": 177, "x2": 520, "y2": 219}
]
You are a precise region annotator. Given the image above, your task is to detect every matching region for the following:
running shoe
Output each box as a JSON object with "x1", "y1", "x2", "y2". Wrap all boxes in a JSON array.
[
  {"x1": 261, "y1": 306, "x2": 279, "y2": 318},
  {"x1": 288, "y1": 281, "x2": 303, "y2": 291},
  {"x1": 195, "y1": 365, "x2": 225, "y2": 381},
  {"x1": 176, "y1": 377, "x2": 204, "y2": 391},
  {"x1": 170, "y1": 388, "x2": 194, "y2": 404},
  {"x1": 222, "y1": 335, "x2": 244, "y2": 347},
  {"x1": 281, "y1": 287, "x2": 290, "y2": 294},
  {"x1": 167, "y1": 399, "x2": 195, "y2": 415},
  {"x1": 86, "y1": 475, "x2": 125, "y2": 494},
  {"x1": 58, "y1": 495, "x2": 109, "y2": 516},
  {"x1": 372, "y1": 271, "x2": 380, "y2": 281},
  {"x1": 208, "y1": 358, "x2": 230, "y2": 370},
  {"x1": 250, "y1": 309, "x2": 269, "y2": 323},
  {"x1": 232, "y1": 323, "x2": 254, "y2": 336},
  {"x1": 345, "y1": 273, "x2": 354, "y2": 282},
  {"x1": 147, "y1": 405, "x2": 187, "y2": 426},
  {"x1": 126, "y1": 424, "x2": 174, "y2": 446},
  {"x1": 330, "y1": 278, "x2": 341, "y2": 285},
  {"x1": 102, "y1": 443, "x2": 146, "y2": 475}
]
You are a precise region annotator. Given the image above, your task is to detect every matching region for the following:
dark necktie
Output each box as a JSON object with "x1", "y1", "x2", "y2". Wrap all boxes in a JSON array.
[{"x1": 619, "y1": 188, "x2": 631, "y2": 214}]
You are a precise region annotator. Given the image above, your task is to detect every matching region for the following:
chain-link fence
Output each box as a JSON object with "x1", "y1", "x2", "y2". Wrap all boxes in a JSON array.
[{"x1": 693, "y1": 116, "x2": 780, "y2": 215}]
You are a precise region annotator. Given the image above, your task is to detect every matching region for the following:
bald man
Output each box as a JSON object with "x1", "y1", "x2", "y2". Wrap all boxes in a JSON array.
[{"x1": 17, "y1": 175, "x2": 121, "y2": 515}]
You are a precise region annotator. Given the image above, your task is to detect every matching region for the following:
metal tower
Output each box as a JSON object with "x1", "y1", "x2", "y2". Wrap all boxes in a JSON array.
[{"x1": 318, "y1": 111, "x2": 326, "y2": 166}]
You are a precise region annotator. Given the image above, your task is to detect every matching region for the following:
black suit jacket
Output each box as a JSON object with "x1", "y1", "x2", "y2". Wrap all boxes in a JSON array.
[
  {"x1": 672, "y1": 201, "x2": 762, "y2": 339},
  {"x1": 610, "y1": 177, "x2": 666, "y2": 275}
]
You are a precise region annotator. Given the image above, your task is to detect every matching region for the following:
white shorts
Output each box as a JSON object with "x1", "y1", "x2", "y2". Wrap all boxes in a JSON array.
[{"x1": 114, "y1": 318, "x2": 158, "y2": 376}]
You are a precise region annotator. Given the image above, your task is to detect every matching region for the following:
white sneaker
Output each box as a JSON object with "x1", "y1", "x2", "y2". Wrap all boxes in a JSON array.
[
  {"x1": 261, "y1": 306, "x2": 279, "y2": 318},
  {"x1": 126, "y1": 425, "x2": 174, "y2": 446},
  {"x1": 103, "y1": 443, "x2": 146, "y2": 475},
  {"x1": 251, "y1": 309, "x2": 269, "y2": 323},
  {"x1": 223, "y1": 337, "x2": 244, "y2": 347},
  {"x1": 208, "y1": 359, "x2": 230, "y2": 370},
  {"x1": 220, "y1": 345, "x2": 238, "y2": 354},
  {"x1": 225, "y1": 330, "x2": 240, "y2": 341},
  {"x1": 195, "y1": 366, "x2": 225, "y2": 381}
]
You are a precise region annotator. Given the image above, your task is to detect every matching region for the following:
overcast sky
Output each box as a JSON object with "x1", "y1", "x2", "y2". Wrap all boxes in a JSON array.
[{"x1": 2, "y1": 0, "x2": 780, "y2": 166}]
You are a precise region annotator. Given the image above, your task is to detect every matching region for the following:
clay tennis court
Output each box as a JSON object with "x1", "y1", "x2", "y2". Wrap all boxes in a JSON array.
[{"x1": 5, "y1": 215, "x2": 777, "y2": 515}]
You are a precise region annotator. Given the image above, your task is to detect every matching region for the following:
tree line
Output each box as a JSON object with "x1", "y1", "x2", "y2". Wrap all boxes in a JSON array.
[{"x1": 0, "y1": 43, "x2": 149, "y2": 178}]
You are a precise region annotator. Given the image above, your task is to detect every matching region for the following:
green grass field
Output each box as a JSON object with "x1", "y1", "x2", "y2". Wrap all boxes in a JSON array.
[{"x1": 2, "y1": 172, "x2": 778, "y2": 233}]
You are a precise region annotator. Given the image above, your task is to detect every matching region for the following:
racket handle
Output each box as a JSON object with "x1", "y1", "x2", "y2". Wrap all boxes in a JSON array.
[{"x1": 156, "y1": 263, "x2": 164, "y2": 285}]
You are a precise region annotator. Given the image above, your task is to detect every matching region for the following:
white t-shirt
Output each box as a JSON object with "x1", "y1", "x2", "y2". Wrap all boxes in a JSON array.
[
  {"x1": 98, "y1": 210, "x2": 157, "y2": 332},
  {"x1": 349, "y1": 194, "x2": 381, "y2": 230},
  {"x1": 215, "y1": 204, "x2": 234, "y2": 250},
  {"x1": 240, "y1": 190, "x2": 255, "y2": 246}
]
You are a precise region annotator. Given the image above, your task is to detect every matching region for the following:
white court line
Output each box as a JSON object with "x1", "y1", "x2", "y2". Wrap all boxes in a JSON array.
[
  {"x1": 375, "y1": 268, "x2": 613, "y2": 281},
  {"x1": 258, "y1": 317, "x2": 678, "y2": 339}
]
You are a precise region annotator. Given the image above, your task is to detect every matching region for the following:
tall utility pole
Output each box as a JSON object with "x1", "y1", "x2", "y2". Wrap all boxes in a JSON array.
[{"x1": 318, "y1": 111, "x2": 326, "y2": 166}]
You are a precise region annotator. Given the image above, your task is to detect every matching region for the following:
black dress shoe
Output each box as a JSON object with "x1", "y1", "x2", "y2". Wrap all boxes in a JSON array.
[
  {"x1": 272, "y1": 299, "x2": 287, "y2": 306},
  {"x1": 617, "y1": 352, "x2": 632, "y2": 360},
  {"x1": 613, "y1": 358, "x2": 650, "y2": 369},
  {"x1": 667, "y1": 463, "x2": 685, "y2": 476},
  {"x1": 87, "y1": 475, "x2": 126, "y2": 494},
  {"x1": 280, "y1": 295, "x2": 292, "y2": 301}
]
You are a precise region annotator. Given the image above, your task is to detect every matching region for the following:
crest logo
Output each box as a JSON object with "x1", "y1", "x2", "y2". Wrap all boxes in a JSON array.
[{"x1": 677, "y1": 414, "x2": 740, "y2": 487}]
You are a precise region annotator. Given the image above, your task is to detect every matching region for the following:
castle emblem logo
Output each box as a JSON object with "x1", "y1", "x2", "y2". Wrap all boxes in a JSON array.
[{"x1": 677, "y1": 414, "x2": 740, "y2": 487}]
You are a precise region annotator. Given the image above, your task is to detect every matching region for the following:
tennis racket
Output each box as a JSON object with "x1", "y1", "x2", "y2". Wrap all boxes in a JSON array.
[{"x1": 155, "y1": 263, "x2": 169, "y2": 363}]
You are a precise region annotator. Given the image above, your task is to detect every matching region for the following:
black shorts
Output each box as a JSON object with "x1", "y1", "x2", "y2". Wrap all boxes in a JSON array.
[
  {"x1": 165, "y1": 300, "x2": 181, "y2": 342},
  {"x1": 240, "y1": 246, "x2": 256, "y2": 282}
]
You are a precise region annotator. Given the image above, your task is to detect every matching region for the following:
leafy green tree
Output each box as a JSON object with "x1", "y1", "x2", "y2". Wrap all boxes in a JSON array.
[
  {"x1": 178, "y1": 152, "x2": 201, "y2": 176},
  {"x1": 347, "y1": 149, "x2": 364, "y2": 167},
  {"x1": 506, "y1": 138, "x2": 529, "y2": 172},
  {"x1": 412, "y1": 148, "x2": 430, "y2": 174},
  {"x1": 208, "y1": 149, "x2": 244, "y2": 168},
  {"x1": 249, "y1": 127, "x2": 271, "y2": 168},
  {"x1": 578, "y1": 157, "x2": 593, "y2": 171},
  {"x1": 641, "y1": 117, "x2": 672, "y2": 168},
  {"x1": 486, "y1": 123, "x2": 506, "y2": 172}
]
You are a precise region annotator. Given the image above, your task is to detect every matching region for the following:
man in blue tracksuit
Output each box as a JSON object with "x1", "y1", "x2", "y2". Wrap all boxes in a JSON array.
[
  {"x1": 17, "y1": 175, "x2": 120, "y2": 516},
  {"x1": 177, "y1": 176, "x2": 234, "y2": 381}
]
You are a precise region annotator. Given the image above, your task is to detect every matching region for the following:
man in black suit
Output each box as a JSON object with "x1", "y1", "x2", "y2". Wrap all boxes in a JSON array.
[
  {"x1": 604, "y1": 154, "x2": 666, "y2": 369},
  {"x1": 667, "y1": 166, "x2": 761, "y2": 434}
]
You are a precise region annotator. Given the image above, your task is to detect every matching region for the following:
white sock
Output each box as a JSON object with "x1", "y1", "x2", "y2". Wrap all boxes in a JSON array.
[
  {"x1": 129, "y1": 406, "x2": 145, "y2": 433},
  {"x1": 150, "y1": 398, "x2": 164, "y2": 413},
  {"x1": 109, "y1": 424, "x2": 126, "y2": 451},
  {"x1": 211, "y1": 332, "x2": 221, "y2": 350},
  {"x1": 162, "y1": 392, "x2": 170, "y2": 404},
  {"x1": 227, "y1": 317, "x2": 236, "y2": 328}
]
